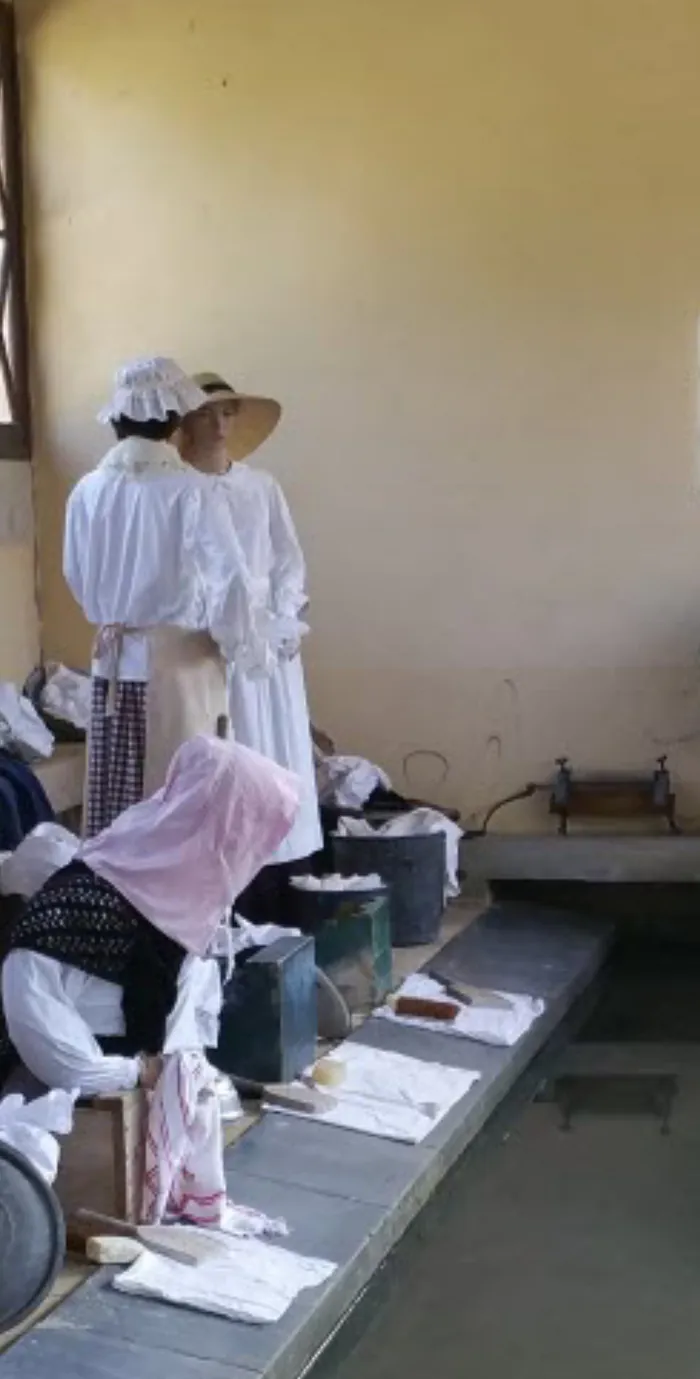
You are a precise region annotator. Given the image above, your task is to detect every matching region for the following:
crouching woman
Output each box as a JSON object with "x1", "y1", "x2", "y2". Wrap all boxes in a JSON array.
[{"x1": 0, "y1": 736, "x2": 300, "y2": 1098}]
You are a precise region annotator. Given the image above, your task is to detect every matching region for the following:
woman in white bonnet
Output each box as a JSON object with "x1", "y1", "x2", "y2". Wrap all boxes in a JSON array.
[{"x1": 64, "y1": 357, "x2": 273, "y2": 836}]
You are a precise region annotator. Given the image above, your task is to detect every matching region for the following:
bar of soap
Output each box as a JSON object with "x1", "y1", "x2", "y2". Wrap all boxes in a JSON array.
[
  {"x1": 310, "y1": 1057, "x2": 346, "y2": 1088},
  {"x1": 86, "y1": 1235, "x2": 144, "y2": 1265},
  {"x1": 392, "y1": 996, "x2": 460, "y2": 1022}
]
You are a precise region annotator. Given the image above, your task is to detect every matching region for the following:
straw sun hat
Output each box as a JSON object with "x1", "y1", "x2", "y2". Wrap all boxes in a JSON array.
[{"x1": 192, "y1": 371, "x2": 282, "y2": 462}]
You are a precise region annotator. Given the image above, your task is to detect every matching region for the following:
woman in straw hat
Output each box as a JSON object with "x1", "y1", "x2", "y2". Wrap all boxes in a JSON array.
[
  {"x1": 179, "y1": 373, "x2": 322, "y2": 921},
  {"x1": 64, "y1": 357, "x2": 274, "y2": 837}
]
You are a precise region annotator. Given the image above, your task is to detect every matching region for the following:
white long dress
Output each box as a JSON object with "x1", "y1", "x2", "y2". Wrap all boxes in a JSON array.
[{"x1": 211, "y1": 464, "x2": 322, "y2": 864}]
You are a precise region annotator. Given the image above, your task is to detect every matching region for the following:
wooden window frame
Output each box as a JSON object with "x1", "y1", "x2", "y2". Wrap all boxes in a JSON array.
[{"x1": 0, "y1": 2, "x2": 30, "y2": 459}]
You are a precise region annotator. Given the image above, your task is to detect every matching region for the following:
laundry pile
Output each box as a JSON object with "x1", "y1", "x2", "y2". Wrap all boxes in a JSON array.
[
  {"x1": 335, "y1": 809, "x2": 463, "y2": 901},
  {"x1": 290, "y1": 872, "x2": 384, "y2": 892},
  {"x1": 315, "y1": 750, "x2": 391, "y2": 810},
  {"x1": 0, "y1": 1087, "x2": 75, "y2": 1183}
]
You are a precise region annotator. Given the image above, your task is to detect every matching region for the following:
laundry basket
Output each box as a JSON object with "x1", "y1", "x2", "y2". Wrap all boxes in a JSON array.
[{"x1": 331, "y1": 832, "x2": 446, "y2": 947}]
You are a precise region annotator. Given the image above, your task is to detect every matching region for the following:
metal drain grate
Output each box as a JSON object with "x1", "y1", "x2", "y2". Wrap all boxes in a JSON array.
[{"x1": 550, "y1": 1073, "x2": 678, "y2": 1134}]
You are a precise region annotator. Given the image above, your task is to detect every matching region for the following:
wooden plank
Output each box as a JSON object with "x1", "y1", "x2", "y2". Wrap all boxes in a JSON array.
[{"x1": 54, "y1": 1092, "x2": 145, "y2": 1241}]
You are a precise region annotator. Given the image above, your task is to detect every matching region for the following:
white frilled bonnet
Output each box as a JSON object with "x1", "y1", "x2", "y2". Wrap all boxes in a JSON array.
[{"x1": 98, "y1": 356, "x2": 209, "y2": 425}]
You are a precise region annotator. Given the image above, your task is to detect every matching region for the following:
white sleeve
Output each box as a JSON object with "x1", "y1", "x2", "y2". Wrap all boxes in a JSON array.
[
  {"x1": 188, "y1": 486, "x2": 276, "y2": 678},
  {"x1": 268, "y1": 479, "x2": 308, "y2": 619},
  {"x1": 2, "y1": 952, "x2": 140, "y2": 1096},
  {"x1": 62, "y1": 488, "x2": 86, "y2": 608}
]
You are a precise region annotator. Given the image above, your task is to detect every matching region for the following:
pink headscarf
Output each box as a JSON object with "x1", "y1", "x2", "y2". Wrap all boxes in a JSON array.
[{"x1": 80, "y1": 735, "x2": 301, "y2": 956}]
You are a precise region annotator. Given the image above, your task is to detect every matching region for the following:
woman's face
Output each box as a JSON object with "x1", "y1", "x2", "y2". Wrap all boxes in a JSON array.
[{"x1": 182, "y1": 400, "x2": 239, "y2": 456}]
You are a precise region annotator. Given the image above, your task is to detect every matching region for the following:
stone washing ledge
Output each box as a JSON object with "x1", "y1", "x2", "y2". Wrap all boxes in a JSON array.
[
  {"x1": 462, "y1": 833, "x2": 700, "y2": 884},
  {"x1": 1, "y1": 901, "x2": 611, "y2": 1379}
]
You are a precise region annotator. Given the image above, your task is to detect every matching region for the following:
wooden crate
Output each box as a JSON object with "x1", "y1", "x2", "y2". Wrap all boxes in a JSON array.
[{"x1": 54, "y1": 1090, "x2": 146, "y2": 1242}]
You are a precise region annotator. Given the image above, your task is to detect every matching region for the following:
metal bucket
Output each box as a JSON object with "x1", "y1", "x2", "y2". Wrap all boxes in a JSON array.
[{"x1": 332, "y1": 832, "x2": 446, "y2": 947}]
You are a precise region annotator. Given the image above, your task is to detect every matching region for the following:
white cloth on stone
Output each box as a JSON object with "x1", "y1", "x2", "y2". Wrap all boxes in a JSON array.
[
  {"x1": 266, "y1": 1041, "x2": 480, "y2": 1144},
  {"x1": 376, "y1": 973, "x2": 545, "y2": 1047},
  {"x1": 114, "y1": 1231, "x2": 336, "y2": 1323}
]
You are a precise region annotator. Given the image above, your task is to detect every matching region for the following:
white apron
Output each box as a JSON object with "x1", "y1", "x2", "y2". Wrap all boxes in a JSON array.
[
  {"x1": 90, "y1": 623, "x2": 228, "y2": 807},
  {"x1": 143, "y1": 627, "x2": 228, "y2": 796}
]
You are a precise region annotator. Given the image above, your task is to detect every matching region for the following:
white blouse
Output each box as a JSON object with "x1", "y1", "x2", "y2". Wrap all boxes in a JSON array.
[
  {"x1": 211, "y1": 465, "x2": 308, "y2": 622},
  {"x1": 64, "y1": 438, "x2": 269, "y2": 681},
  {"x1": 1, "y1": 950, "x2": 222, "y2": 1097}
]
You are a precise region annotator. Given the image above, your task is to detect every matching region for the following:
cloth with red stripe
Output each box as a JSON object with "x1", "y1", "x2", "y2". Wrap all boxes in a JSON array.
[
  {"x1": 142, "y1": 1051, "x2": 227, "y2": 1226},
  {"x1": 142, "y1": 1054, "x2": 288, "y2": 1235}
]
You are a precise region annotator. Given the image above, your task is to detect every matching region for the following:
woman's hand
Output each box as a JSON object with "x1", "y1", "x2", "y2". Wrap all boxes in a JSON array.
[{"x1": 138, "y1": 1054, "x2": 163, "y2": 1091}]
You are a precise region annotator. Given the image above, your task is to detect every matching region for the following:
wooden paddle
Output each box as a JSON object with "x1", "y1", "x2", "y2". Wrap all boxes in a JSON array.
[{"x1": 75, "y1": 1210, "x2": 228, "y2": 1267}]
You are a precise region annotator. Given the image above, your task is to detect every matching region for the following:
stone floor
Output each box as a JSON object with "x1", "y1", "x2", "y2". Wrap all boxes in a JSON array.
[
  {"x1": 0, "y1": 1259, "x2": 92, "y2": 1357},
  {"x1": 309, "y1": 995, "x2": 700, "y2": 1379}
]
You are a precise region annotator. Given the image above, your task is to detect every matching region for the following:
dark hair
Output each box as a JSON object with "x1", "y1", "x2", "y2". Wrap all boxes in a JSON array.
[{"x1": 111, "y1": 412, "x2": 181, "y2": 442}]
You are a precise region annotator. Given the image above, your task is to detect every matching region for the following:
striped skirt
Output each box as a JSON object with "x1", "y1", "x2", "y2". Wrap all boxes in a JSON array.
[{"x1": 85, "y1": 677, "x2": 147, "y2": 838}]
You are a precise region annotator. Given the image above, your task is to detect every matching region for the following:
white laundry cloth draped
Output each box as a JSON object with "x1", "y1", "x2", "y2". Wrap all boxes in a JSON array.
[
  {"x1": 315, "y1": 753, "x2": 391, "y2": 810},
  {"x1": 375, "y1": 973, "x2": 546, "y2": 1047},
  {"x1": 141, "y1": 1051, "x2": 288, "y2": 1235},
  {"x1": 266, "y1": 1041, "x2": 480, "y2": 1144},
  {"x1": 210, "y1": 464, "x2": 322, "y2": 863},
  {"x1": 0, "y1": 1088, "x2": 75, "y2": 1183},
  {"x1": 114, "y1": 1231, "x2": 336, "y2": 1323},
  {"x1": 142, "y1": 1052, "x2": 227, "y2": 1225}
]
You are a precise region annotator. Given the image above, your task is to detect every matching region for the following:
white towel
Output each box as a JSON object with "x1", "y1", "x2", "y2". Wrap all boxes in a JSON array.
[
  {"x1": 114, "y1": 1234, "x2": 335, "y2": 1323},
  {"x1": 142, "y1": 1053, "x2": 287, "y2": 1236},
  {"x1": 142, "y1": 1053, "x2": 228, "y2": 1227},
  {"x1": 266, "y1": 1041, "x2": 480, "y2": 1144},
  {"x1": 375, "y1": 973, "x2": 544, "y2": 1047}
]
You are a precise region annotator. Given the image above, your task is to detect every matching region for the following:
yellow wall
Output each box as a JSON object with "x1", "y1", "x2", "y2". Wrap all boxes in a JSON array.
[{"x1": 19, "y1": 0, "x2": 700, "y2": 823}]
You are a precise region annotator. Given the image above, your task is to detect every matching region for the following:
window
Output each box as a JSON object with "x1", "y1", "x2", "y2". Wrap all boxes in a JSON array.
[{"x1": 0, "y1": 2, "x2": 29, "y2": 459}]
